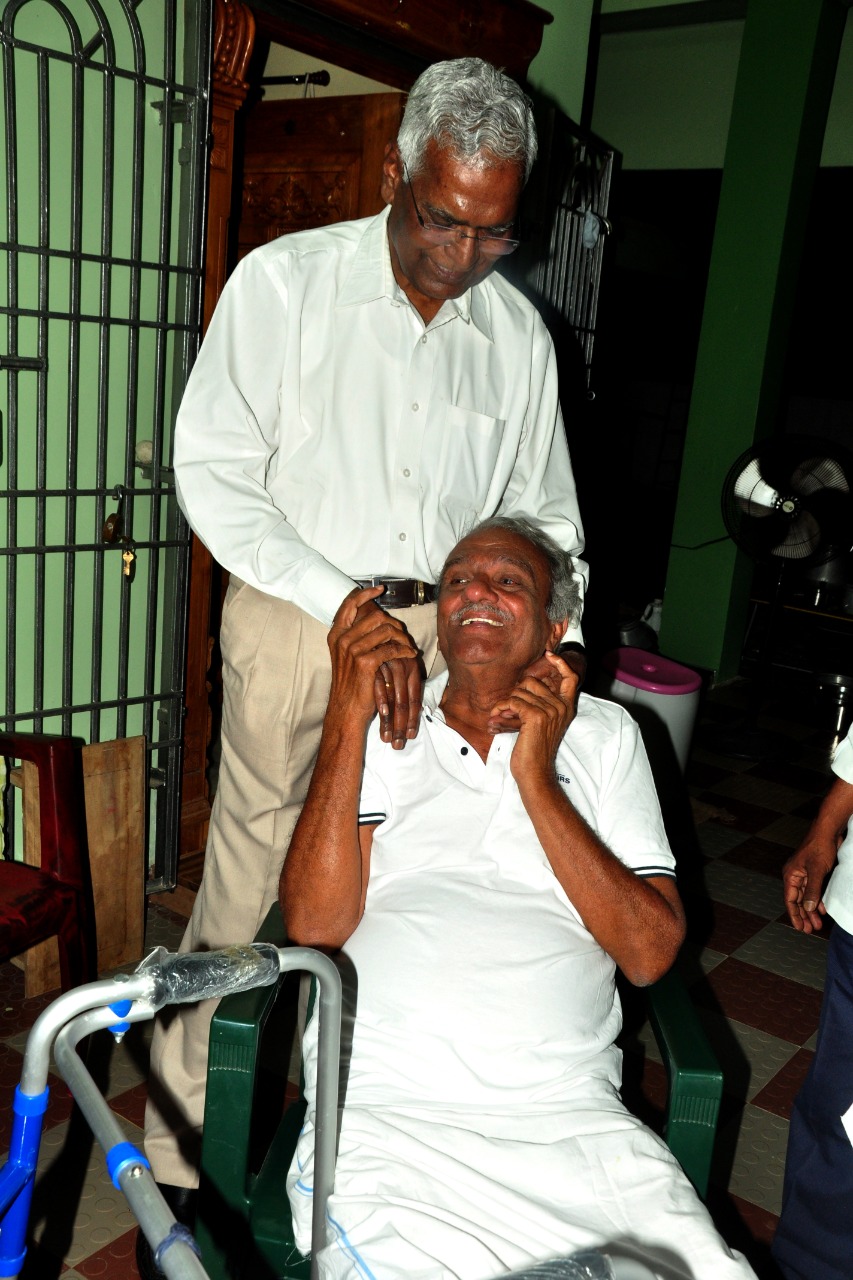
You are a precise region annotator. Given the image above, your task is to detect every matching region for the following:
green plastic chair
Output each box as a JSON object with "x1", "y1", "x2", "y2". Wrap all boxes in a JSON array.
[{"x1": 197, "y1": 906, "x2": 722, "y2": 1280}]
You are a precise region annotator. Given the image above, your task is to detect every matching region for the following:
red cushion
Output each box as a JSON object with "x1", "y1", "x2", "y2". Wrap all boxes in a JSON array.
[{"x1": 0, "y1": 861, "x2": 79, "y2": 958}]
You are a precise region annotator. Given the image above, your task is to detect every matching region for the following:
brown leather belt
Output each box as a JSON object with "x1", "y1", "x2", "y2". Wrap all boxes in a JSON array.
[{"x1": 355, "y1": 577, "x2": 437, "y2": 608}]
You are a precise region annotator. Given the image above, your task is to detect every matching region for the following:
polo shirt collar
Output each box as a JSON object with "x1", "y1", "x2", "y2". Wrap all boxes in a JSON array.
[
  {"x1": 423, "y1": 670, "x2": 450, "y2": 716},
  {"x1": 337, "y1": 207, "x2": 495, "y2": 342},
  {"x1": 422, "y1": 671, "x2": 518, "y2": 744}
]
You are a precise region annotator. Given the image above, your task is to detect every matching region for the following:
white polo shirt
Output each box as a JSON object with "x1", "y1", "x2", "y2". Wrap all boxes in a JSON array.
[
  {"x1": 820, "y1": 727, "x2": 853, "y2": 934},
  {"x1": 302, "y1": 678, "x2": 675, "y2": 1114}
]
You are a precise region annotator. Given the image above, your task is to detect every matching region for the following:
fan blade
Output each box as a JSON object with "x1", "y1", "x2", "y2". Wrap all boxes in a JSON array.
[
  {"x1": 733, "y1": 457, "x2": 779, "y2": 516},
  {"x1": 801, "y1": 487, "x2": 853, "y2": 552},
  {"x1": 770, "y1": 511, "x2": 821, "y2": 560},
  {"x1": 789, "y1": 456, "x2": 851, "y2": 497},
  {"x1": 734, "y1": 511, "x2": 796, "y2": 560}
]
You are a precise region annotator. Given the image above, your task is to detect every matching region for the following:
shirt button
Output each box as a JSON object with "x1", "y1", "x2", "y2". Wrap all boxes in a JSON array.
[
  {"x1": 421, "y1": 335, "x2": 428, "y2": 344},
  {"x1": 399, "y1": 532, "x2": 407, "y2": 541},
  {"x1": 460, "y1": 746, "x2": 469, "y2": 755},
  {"x1": 411, "y1": 402, "x2": 419, "y2": 412},
  {"x1": 402, "y1": 467, "x2": 411, "y2": 478}
]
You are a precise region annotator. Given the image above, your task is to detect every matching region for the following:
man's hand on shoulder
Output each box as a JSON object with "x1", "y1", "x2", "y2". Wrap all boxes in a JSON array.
[
  {"x1": 328, "y1": 588, "x2": 419, "y2": 729},
  {"x1": 487, "y1": 651, "x2": 579, "y2": 785},
  {"x1": 350, "y1": 593, "x2": 424, "y2": 749}
]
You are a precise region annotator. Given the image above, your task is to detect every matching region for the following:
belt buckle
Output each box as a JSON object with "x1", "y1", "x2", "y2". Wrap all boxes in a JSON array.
[{"x1": 416, "y1": 580, "x2": 425, "y2": 607}]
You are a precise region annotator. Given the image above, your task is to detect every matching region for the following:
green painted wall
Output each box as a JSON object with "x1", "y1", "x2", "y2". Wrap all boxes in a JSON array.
[
  {"x1": 528, "y1": 0, "x2": 596, "y2": 122},
  {"x1": 658, "y1": 0, "x2": 848, "y2": 677},
  {"x1": 0, "y1": 1, "x2": 193, "y2": 740},
  {"x1": 592, "y1": 8, "x2": 852, "y2": 168}
]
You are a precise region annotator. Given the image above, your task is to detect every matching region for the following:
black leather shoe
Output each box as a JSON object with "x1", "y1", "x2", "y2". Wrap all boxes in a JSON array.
[{"x1": 135, "y1": 1183, "x2": 198, "y2": 1280}]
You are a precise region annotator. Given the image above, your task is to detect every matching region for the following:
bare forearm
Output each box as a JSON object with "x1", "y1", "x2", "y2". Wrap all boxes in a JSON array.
[
  {"x1": 811, "y1": 777, "x2": 853, "y2": 845},
  {"x1": 519, "y1": 773, "x2": 685, "y2": 986},
  {"x1": 282, "y1": 587, "x2": 418, "y2": 946},
  {"x1": 280, "y1": 712, "x2": 369, "y2": 948}
]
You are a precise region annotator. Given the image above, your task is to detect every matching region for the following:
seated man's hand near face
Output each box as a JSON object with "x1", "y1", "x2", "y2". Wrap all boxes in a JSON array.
[
  {"x1": 487, "y1": 650, "x2": 580, "y2": 739},
  {"x1": 487, "y1": 651, "x2": 580, "y2": 783},
  {"x1": 554, "y1": 641, "x2": 587, "y2": 688}
]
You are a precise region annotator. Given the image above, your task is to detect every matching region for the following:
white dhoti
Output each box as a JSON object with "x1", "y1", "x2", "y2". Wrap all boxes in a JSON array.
[{"x1": 292, "y1": 1102, "x2": 752, "y2": 1280}]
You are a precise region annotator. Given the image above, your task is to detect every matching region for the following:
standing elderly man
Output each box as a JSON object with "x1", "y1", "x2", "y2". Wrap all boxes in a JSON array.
[
  {"x1": 282, "y1": 518, "x2": 755, "y2": 1280},
  {"x1": 140, "y1": 56, "x2": 586, "y2": 1274}
]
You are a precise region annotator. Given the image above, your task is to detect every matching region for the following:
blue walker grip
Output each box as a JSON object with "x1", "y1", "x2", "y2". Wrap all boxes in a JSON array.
[
  {"x1": 107, "y1": 1141, "x2": 150, "y2": 1190},
  {"x1": 109, "y1": 998, "x2": 133, "y2": 1036},
  {"x1": 13, "y1": 1086, "x2": 49, "y2": 1118},
  {"x1": 0, "y1": 1088, "x2": 50, "y2": 1276}
]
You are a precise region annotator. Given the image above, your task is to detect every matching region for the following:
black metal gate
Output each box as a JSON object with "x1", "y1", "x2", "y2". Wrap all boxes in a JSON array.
[
  {"x1": 509, "y1": 107, "x2": 617, "y2": 392},
  {"x1": 0, "y1": 0, "x2": 211, "y2": 888}
]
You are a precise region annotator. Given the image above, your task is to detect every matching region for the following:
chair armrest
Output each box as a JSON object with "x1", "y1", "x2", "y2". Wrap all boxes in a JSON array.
[
  {"x1": 646, "y1": 964, "x2": 722, "y2": 1200},
  {"x1": 198, "y1": 904, "x2": 288, "y2": 1279},
  {"x1": 0, "y1": 733, "x2": 87, "y2": 884}
]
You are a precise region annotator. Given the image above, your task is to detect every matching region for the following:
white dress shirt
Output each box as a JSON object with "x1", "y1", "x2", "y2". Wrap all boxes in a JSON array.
[{"x1": 174, "y1": 207, "x2": 586, "y2": 636}]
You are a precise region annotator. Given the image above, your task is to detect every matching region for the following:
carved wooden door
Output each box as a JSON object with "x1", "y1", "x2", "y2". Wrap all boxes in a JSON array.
[{"x1": 237, "y1": 91, "x2": 404, "y2": 255}]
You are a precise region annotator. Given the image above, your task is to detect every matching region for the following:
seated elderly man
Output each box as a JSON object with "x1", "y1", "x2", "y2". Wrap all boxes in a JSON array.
[{"x1": 281, "y1": 517, "x2": 755, "y2": 1280}]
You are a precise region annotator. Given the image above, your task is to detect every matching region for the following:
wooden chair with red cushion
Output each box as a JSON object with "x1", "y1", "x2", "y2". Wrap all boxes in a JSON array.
[{"x1": 0, "y1": 732, "x2": 97, "y2": 992}]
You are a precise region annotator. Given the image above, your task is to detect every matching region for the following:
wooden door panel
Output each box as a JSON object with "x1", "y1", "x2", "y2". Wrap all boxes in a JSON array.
[
  {"x1": 238, "y1": 91, "x2": 404, "y2": 254},
  {"x1": 241, "y1": 155, "x2": 362, "y2": 253}
]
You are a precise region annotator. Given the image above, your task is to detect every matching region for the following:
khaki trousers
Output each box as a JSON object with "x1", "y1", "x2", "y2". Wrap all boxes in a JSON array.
[{"x1": 143, "y1": 578, "x2": 441, "y2": 1187}]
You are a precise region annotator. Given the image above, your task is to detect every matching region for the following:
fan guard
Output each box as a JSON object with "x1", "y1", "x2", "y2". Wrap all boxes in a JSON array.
[{"x1": 722, "y1": 436, "x2": 853, "y2": 568}]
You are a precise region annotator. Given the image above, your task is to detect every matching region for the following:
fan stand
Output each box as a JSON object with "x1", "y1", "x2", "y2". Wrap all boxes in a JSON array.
[
  {"x1": 705, "y1": 434, "x2": 853, "y2": 762},
  {"x1": 700, "y1": 564, "x2": 795, "y2": 762}
]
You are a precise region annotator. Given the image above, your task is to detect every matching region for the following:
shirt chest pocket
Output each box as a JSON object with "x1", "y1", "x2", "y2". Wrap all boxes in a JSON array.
[{"x1": 438, "y1": 405, "x2": 507, "y2": 506}]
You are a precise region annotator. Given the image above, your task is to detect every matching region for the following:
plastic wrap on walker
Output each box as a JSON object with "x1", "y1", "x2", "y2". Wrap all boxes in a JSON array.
[
  {"x1": 136, "y1": 942, "x2": 281, "y2": 1004},
  {"x1": 504, "y1": 1251, "x2": 616, "y2": 1279}
]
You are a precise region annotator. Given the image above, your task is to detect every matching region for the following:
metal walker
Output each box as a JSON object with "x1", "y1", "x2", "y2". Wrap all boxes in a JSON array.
[{"x1": 0, "y1": 943, "x2": 343, "y2": 1280}]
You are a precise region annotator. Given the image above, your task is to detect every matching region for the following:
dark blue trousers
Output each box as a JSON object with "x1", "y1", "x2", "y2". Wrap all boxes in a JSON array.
[{"x1": 772, "y1": 922, "x2": 853, "y2": 1280}]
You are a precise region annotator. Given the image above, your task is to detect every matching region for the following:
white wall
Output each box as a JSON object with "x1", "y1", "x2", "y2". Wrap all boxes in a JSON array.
[{"x1": 261, "y1": 46, "x2": 396, "y2": 100}]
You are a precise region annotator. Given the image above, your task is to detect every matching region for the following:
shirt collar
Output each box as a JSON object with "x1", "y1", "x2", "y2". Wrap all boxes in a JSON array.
[
  {"x1": 336, "y1": 207, "x2": 495, "y2": 342},
  {"x1": 336, "y1": 209, "x2": 392, "y2": 308},
  {"x1": 423, "y1": 670, "x2": 449, "y2": 718},
  {"x1": 422, "y1": 670, "x2": 518, "y2": 776}
]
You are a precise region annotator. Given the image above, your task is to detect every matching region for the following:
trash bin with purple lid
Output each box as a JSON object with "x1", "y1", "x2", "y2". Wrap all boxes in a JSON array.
[{"x1": 600, "y1": 647, "x2": 702, "y2": 775}]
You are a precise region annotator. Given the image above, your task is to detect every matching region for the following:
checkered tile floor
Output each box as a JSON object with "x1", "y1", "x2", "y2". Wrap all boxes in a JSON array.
[{"x1": 0, "y1": 677, "x2": 848, "y2": 1278}]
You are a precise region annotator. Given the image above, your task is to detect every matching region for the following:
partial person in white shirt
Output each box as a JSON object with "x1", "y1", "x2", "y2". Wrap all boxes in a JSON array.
[
  {"x1": 773, "y1": 725, "x2": 853, "y2": 1280},
  {"x1": 139, "y1": 56, "x2": 587, "y2": 1277},
  {"x1": 281, "y1": 517, "x2": 755, "y2": 1280}
]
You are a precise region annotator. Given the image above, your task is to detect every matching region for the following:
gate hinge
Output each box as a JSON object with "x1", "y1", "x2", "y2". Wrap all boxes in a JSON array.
[
  {"x1": 151, "y1": 98, "x2": 192, "y2": 125},
  {"x1": 151, "y1": 98, "x2": 196, "y2": 164}
]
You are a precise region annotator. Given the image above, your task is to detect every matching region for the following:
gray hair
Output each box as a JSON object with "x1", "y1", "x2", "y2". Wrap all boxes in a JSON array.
[
  {"x1": 455, "y1": 516, "x2": 580, "y2": 625},
  {"x1": 397, "y1": 58, "x2": 537, "y2": 183}
]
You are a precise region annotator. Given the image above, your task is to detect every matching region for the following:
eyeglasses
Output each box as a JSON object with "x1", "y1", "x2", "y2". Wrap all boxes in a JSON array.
[{"x1": 403, "y1": 164, "x2": 520, "y2": 256}]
